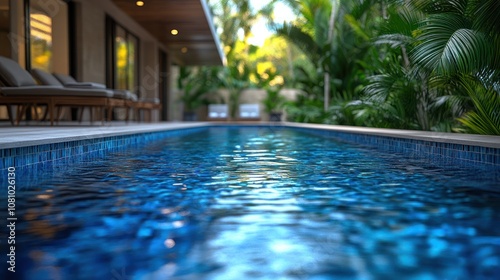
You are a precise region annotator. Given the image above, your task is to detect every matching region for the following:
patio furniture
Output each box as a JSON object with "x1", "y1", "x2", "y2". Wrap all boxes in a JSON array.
[
  {"x1": 0, "y1": 56, "x2": 116, "y2": 125},
  {"x1": 238, "y1": 103, "x2": 261, "y2": 121},
  {"x1": 32, "y1": 68, "x2": 130, "y2": 121},
  {"x1": 51, "y1": 71, "x2": 160, "y2": 122},
  {"x1": 208, "y1": 104, "x2": 228, "y2": 121}
]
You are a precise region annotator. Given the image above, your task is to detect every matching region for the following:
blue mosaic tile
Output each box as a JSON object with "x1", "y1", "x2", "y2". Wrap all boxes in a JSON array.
[{"x1": 291, "y1": 127, "x2": 499, "y2": 167}]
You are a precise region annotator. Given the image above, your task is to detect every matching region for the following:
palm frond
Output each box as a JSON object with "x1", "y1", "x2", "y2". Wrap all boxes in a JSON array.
[
  {"x1": 412, "y1": 14, "x2": 492, "y2": 74},
  {"x1": 275, "y1": 23, "x2": 321, "y2": 62},
  {"x1": 408, "y1": 0, "x2": 468, "y2": 15},
  {"x1": 473, "y1": 0, "x2": 500, "y2": 36},
  {"x1": 457, "y1": 75, "x2": 500, "y2": 135},
  {"x1": 381, "y1": 5, "x2": 424, "y2": 37},
  {"x1": 375, "y1": 34, "x2": 413, "y2": 48}
]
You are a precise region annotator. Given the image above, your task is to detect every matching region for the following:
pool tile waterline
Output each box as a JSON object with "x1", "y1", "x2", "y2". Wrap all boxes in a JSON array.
[
  {"x1": 0, "y1": 128, "x2": 205, "y2": 171},
  {"x1": 1, "y1": 125, "x2": 499, "y2": 172},
  {"x1": 302, "y1": 129, "x2": 500, "y2": 166}
]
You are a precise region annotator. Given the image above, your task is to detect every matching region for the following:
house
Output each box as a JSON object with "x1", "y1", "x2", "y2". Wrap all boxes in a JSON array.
[{"x1": 0, "y1": 0, "x2": 224, "y2": 122}]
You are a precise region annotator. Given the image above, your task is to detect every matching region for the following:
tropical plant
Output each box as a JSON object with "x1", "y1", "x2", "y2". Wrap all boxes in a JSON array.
[
  {"x1": 407, "y1": 0, "x2": 500, "y2": 134},
  {"x1": 457, "y1": 74, "x2": 500, "y2": 135},
  {"x1": 178, "y1": 66, "x2": 219, "y2": 119},
  {"x1": 216, "y1": 58, "x2": 254, "y2": 119},
  {"x1": 277, "y1": 0, "x2": 384, "y2": 124}
]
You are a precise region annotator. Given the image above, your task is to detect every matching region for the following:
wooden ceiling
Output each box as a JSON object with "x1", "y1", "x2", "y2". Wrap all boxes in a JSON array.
[{"x1": 111, "y1": 0, "x2": 225, "y2": 66}]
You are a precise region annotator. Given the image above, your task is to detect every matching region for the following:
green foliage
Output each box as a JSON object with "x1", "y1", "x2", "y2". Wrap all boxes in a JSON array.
[
  {"x1": 217, "y1": 59, "x2": 255, "y2": 119},
  {"x1": 457, "y1": 75, "x2": 500, "y2": 135},
  {"x1": 262, "y1": 87, "x2": 286, "y2": 114},
  {"x1": 178, "y1": 66, "x2": 220, "y2": 112},
  {"x1": 202, "y1": 0, "x2": 499, "y2": 135},
  {"x1": 412, "y1": 14, "x2": 493, "y2": 74}
]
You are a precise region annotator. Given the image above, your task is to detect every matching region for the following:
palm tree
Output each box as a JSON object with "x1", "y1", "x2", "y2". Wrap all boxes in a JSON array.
[{"x1": 276, "y1": 0, "x2": 334, "y2": 111}]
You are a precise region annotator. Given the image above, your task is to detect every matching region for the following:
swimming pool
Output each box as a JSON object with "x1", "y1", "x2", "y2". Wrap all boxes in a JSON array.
[{"x1": 4, "y1": 126, "x2": 500, "y2": 280}]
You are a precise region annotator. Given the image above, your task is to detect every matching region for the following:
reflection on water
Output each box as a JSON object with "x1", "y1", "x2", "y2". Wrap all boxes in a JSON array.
[{"x1": 4, "y1": 127, "x2": 500, "y2": 280}]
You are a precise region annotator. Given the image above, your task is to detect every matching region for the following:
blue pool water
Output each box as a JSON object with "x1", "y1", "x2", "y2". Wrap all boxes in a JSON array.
[{"x1": 3, "y1": 126, "x2": 500, "y2": 280}]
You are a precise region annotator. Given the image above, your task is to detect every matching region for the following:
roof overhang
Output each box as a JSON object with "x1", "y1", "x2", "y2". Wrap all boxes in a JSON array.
[{"x1": 112, "y1": 0, "x2": 226, "y2": 66}]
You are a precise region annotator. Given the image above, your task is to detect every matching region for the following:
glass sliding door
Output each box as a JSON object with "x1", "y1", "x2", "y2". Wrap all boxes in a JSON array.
[
  {"x1": 115, "y1": 25, "x2": 128, "y2": 90},
  {"x1": 127, "y1": 35, "x2": 138, "y2": 91},
  {"x1": 107, "y1": 17, "x2": 140, "y2": 94}
]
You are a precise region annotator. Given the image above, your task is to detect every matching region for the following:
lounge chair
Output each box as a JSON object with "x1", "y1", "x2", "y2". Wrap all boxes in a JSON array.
[
  {"x1": 133, "y1": 97, "x2": 161, "y2": 122},
  {"x1": 51, "y1": 71, "x2": 160, "y2": 122},
  {"x1": 31, "y1": 68, "x2": 130, "y2": 121},
  {"x1": 208, "y1": 104, "x2": 228, "y2": 121},
  {"x1": 0, "y1": 56, "x2": 116, "y2": 125},
  {"x1": 238, "y1": 103, "x2": 261, "y2": 121}
]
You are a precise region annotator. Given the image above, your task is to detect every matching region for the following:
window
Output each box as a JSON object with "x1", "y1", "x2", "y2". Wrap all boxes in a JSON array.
[
  {"x1": 30, "y1": 8, "x2": 52, "y2": 71},
  {"x1": 28, "y1": 0, "x2": 68, "y2": 73},
  {"x1": 107, "y1": 17, "x2": 139, "y2": 93}
]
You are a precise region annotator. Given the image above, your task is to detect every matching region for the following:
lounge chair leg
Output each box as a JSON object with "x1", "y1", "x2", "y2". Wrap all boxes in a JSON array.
[
  {"x1": 56, "y1": 106, "x2": 64, "y2": 124},
  {"x1": 78, "y1": 107, "x2": 84, "y2": 123},
  {"x1": 41, "y1": 106, "x2": 49, "y2": 121},
  {"x1": 32, "y1": 104, "x2": 40, "y2": 121},
  {"x1": 107, "y1": 106, "x2": 113, "y2": 122},
  {"x1": 6, "y1": 105, "x2": 15, "y2": 126},
  {"x1": 16, "y1": 104, "x2": 28, "y2": 125},
  {"x1": 49, "y1": 100, "x2": 54, "y2": 126}
]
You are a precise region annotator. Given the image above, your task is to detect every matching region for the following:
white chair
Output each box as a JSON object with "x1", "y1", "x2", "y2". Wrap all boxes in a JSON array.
[
  {"x1": 208, "y1": 104, "x2": 228, "y2": 120},
  {"x1": 238, "y1": 103, "x2": 261, "y2": 120}
]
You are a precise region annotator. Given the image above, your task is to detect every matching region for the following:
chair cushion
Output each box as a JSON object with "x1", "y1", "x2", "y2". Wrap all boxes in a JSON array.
[
  {"x1": 112, "y1": 90, "x2": 129, "y2": 99},
  {"x1": 239, "y1": 103, "x2": 260, "y2": 118},
  {"x1": 139, "y1": 97, "x2": 160, "y2": 104},
  {"x1": 0, "y1": 56, "x2": 37, "y2": 87},
  {"x1": 31, "y1": 68, "x2": 63, "y2": 86},
  {"x1": 65, "y1": 82, "x2": 107, "y2": 89},
  {"x1": 1, "y1": 86, "x2": 66, "y2": 96},
  {"x1": 208, "y1": 104, "x2": 228, "y2": 119},
  {"x1": 53, "y1": 73, "x2": 78, "y2": 85},
  {"x1": 1, "y1": 86, "x2": 114, "y2": 97}
]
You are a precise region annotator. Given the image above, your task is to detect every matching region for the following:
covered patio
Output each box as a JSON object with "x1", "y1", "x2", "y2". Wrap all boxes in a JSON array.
[{"x1": 0, "y1": 0, "x2": 224, "y2": 125}]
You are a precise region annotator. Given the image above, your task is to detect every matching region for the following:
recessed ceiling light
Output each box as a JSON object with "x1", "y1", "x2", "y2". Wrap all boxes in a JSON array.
[
  {"x1": 181, "y1": 47, "x2": 188, "y2": 53},
  {"x1": 171, "y1": 29, "x2": 179, "y2": 36},
  {"x1": 136, "y1": 1, "x2": 144, "y2": 7}
]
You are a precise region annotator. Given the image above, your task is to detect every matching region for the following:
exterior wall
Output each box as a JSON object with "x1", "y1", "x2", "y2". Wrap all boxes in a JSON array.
[
  {"x1": 74, "y1": 0, "x2": 106, "y2": 84},
  {"x1": 8, "y1": 0, "x2": 25, "y2": 65},
  {"x1": 169, "y1": 66, "x2": 182, "y2": 121},
  {"x1": 50, "y1": 1, "x2": 68, "y2": 74}
]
